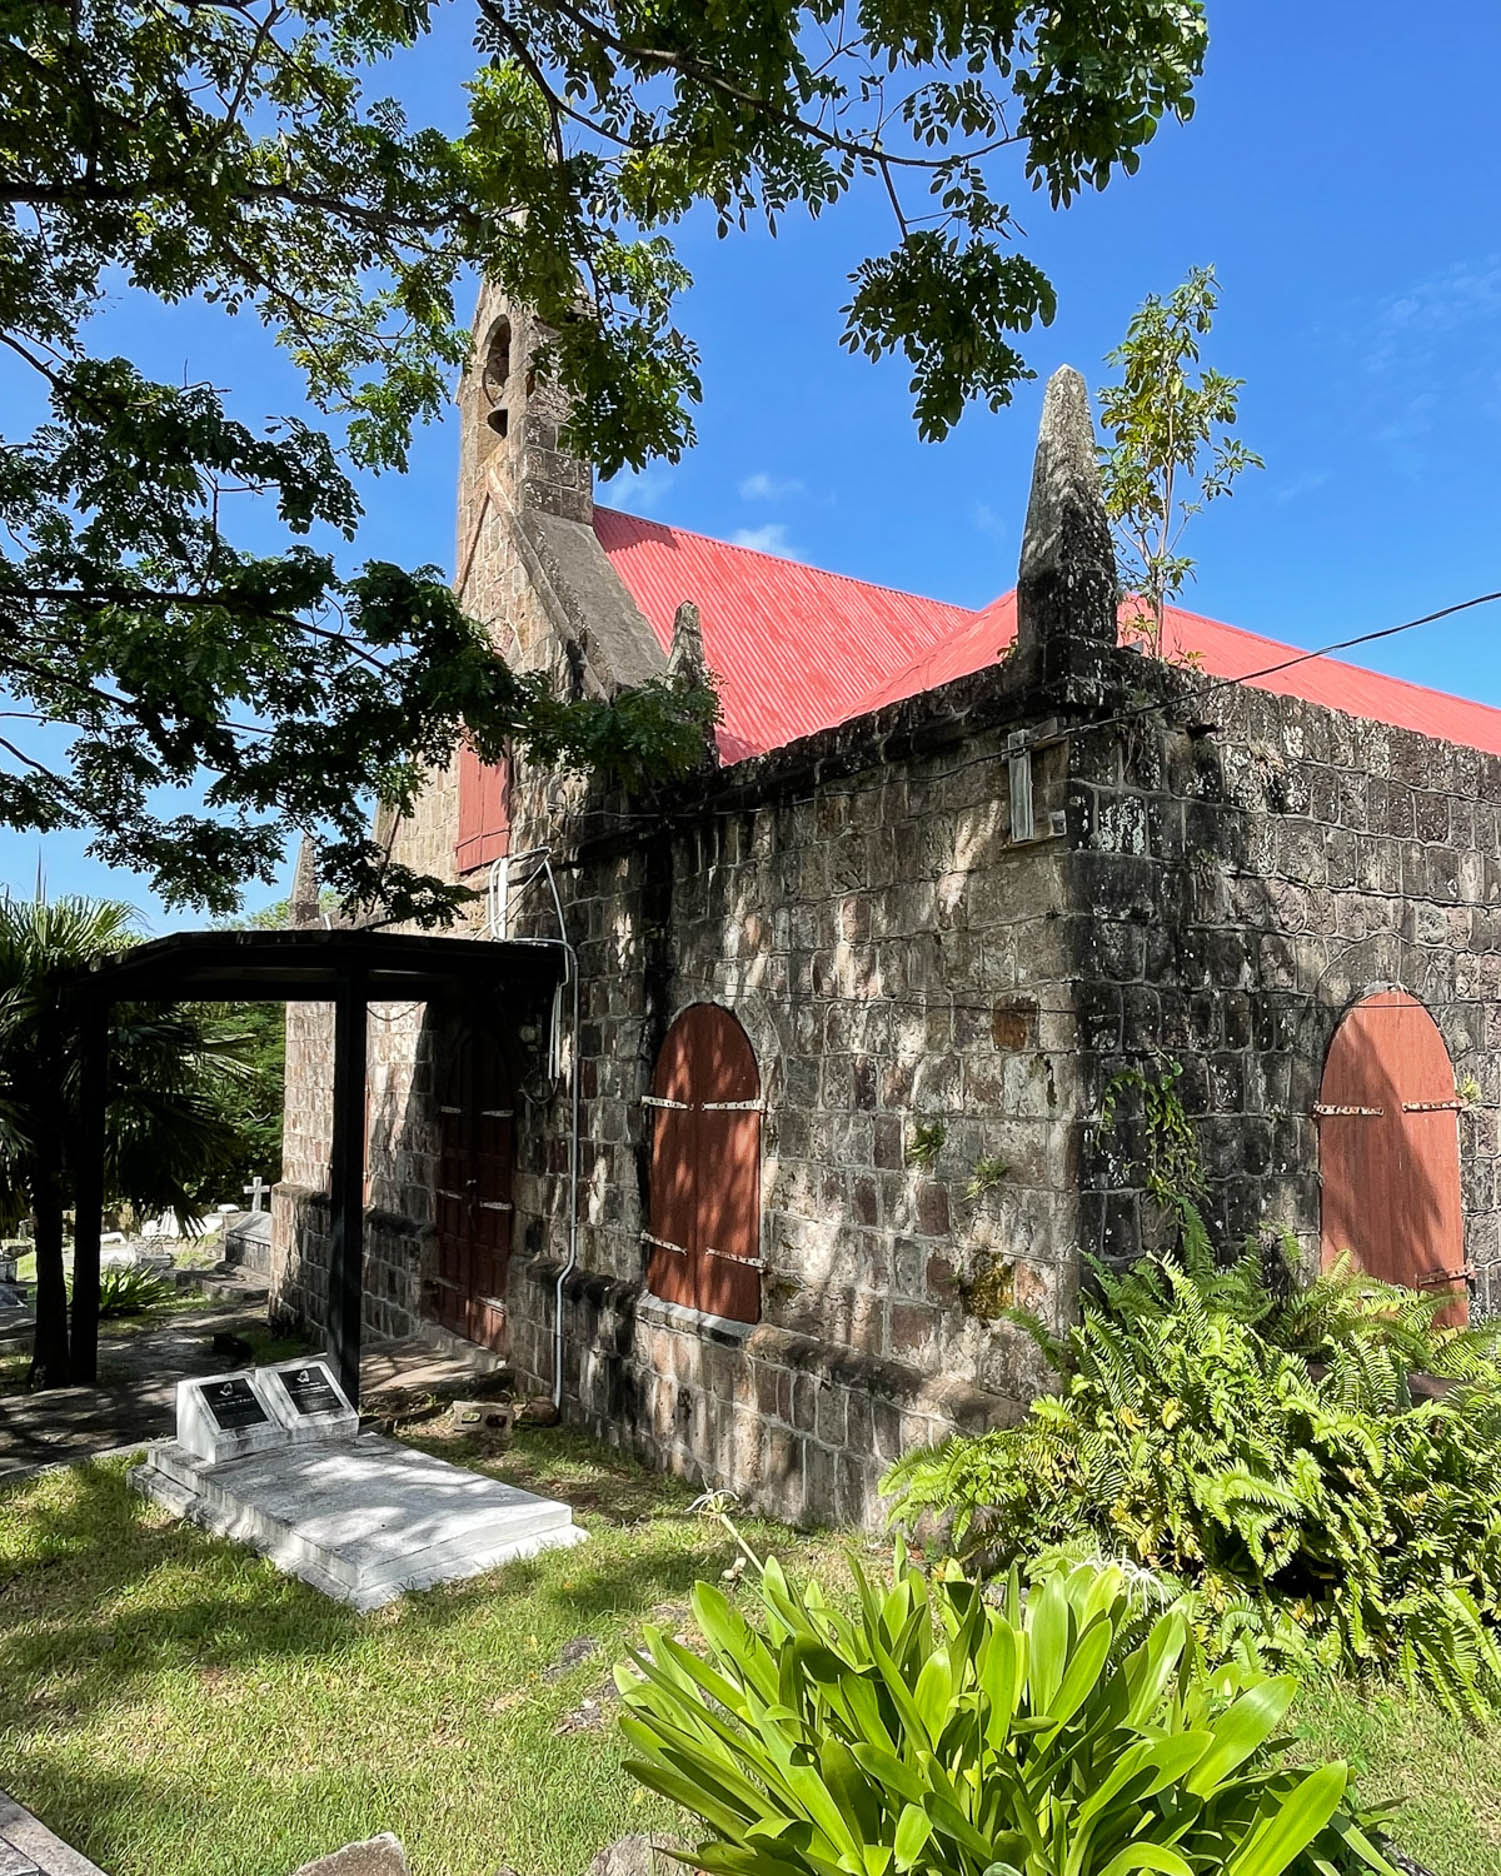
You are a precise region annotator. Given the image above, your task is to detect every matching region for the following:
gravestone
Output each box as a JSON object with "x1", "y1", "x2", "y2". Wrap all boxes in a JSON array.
[
  {"x1": 224, "y1": 1207, "x2": 273, "y2": 1275},
  {"x1": 101, "y1": 1240, "x2": 175, "y2": 1271},
  {"x1": 175, "y1": 1369, "x2": 285, "y2": 1464},
  {"x1": 133, "y1": 1356, "x2": 585, "y2": 1609},
  {"x1": 262, "y1": 1359, "x2": 361, "y2": 1443}
]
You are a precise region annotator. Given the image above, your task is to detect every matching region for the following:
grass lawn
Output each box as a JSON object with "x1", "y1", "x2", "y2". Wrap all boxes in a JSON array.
[
  {"x1": 0, "y1": 1426, "x2": 1496, "y2": 1876},
  {"x1": 0, "y1": 1426, "x2": 846, "y2": 1876}
]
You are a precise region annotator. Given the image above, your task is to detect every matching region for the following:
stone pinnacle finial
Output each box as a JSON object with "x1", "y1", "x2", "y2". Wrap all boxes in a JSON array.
[
  {"x1": 1016, "y1": 365, "x2": 1118, "y2": 652},
  {"x1": 289, "y1": 835, "x2": 320, "y2": 929},
  {"x1": 665, "y1": 599, "x2": 707, "y2": 685}
]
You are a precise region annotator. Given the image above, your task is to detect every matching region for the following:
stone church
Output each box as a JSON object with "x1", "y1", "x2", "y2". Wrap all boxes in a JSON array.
[{"x1": 273, "y1": 286, "x2": 1501, "y2": 1524}]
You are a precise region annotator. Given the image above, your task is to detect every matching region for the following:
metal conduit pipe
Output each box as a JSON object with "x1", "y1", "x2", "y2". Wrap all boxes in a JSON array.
[
  {"x1": 542, "y1": 858, "x2": 581, "y2": 1412},
  {"x1": 481, "y1": 845, "x2": 581, "y2": 1414}
]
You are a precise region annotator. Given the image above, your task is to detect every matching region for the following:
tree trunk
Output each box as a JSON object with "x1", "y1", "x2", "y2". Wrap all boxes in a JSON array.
[{"x1": 28, "y1": 1164, "x2": 70, "y2": 1389}]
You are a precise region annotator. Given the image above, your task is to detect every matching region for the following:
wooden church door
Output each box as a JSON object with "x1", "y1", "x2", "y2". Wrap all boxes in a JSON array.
[
  {"x1": 1317, "y1": 989, "x2": 1467, "y2": 1324},
  {"x1": 645, "y1": 1004, "x2": 761, "y2": 1324},
  {"x1": 434, "y1": 1021, "x2": 516, "y2": 1350}
]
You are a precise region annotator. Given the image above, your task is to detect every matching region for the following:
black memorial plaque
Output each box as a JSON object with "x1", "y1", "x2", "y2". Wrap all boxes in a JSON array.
[
  {"x1": 279, "y1": 1364, "x2": 343, "y2": 1417},
  {"x1": 204, "y1": 1377, "x2": 269, "y2": 1431}
]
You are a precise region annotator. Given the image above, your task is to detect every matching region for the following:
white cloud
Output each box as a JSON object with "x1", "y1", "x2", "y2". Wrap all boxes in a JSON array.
[
  {"x1": 972, "y1": 501, "x2": 1007, "y2": 541},
  {"x1": 738, "y1": 471, "x2": 805, "y2": 502},
  {"x1": 1271, "y1": 469, "x2": 1331, "y2": 507},
  {"x1": 1363, "y1": 255, "x2": 1501, "y2": 375},
  {"x1": 596, "y1": 465, "x2": 674, "y2": 516},
  {"x1": 731, "y1": 523, "x2": 797, "y2": 556}
]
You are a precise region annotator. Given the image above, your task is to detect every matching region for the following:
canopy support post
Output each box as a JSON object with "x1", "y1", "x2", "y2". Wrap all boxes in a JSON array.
[
  {"x1": 328, "y1": 969, "x2": 368, "y2": 1407},
  {"x1": 70, "y1": 996, "x2": 109, "y2": 1386}
]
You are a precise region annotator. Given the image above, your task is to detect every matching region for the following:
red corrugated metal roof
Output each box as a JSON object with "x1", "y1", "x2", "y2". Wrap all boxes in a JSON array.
[
  {"x1": 594, "y1": 506, "x2": 1501, "y2": 760},
  {"x1": 593, "y1": 508, "x2": 972, "y2": 761}
]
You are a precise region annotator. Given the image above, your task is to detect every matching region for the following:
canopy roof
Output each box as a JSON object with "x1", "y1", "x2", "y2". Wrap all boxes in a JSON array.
[
  {"x1": 68, "y1": 927, "x2": 566, "y2": 1003},
  {"x1": 61, "y1": 925, "x2": 566, "y2": 1407}
]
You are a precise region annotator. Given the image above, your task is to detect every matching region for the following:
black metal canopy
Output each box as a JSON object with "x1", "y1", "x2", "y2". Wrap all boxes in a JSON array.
[
  {"x1": 70, "y1": 926, "x2": 566, "y2": 1004},
  {"x1": 63, "y1": 927, "x2": 566, "y2": 1406}
]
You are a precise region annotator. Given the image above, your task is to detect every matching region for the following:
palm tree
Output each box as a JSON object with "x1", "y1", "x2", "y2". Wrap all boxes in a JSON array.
[{"x1": 0, "y1": 897, "x2": 250, "y2": 1388}]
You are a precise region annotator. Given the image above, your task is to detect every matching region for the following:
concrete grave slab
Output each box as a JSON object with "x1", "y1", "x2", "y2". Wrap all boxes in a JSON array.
[
  {"x1": 0, "y1": 1790, "x2": 108, "y2": 1876},
  {"x1": 131, "y1": 1432, "x2": 585, "y2": 1609}
]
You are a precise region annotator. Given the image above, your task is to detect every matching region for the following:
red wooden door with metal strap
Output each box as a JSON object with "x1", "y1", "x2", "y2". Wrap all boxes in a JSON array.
[
  {"x1": 646, "y1": 1004, "x2": 761, "y2": 1323},
  {"x1": 1317, "y1": 989, "x2": 1467, "y2": 1324},
  {"x1": 435, "y1": 1022, "x2": 516, "y2": 1349}
]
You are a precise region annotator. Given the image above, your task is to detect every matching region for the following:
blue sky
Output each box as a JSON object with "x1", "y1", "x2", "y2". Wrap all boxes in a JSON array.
[{"x1": 9, "y1": 0, "x2": 1501, "y2": 923}]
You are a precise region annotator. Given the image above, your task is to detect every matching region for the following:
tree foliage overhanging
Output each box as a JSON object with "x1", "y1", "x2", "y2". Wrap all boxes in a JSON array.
[{"x1": 1, "y1": 0, "x2": 1206, "y2": 918}]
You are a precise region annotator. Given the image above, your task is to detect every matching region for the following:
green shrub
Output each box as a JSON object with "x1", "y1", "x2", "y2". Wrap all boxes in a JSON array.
[
  {"x1": 617, "y1": 1549, "x2": 1398, "y2": 1876},
  {"x1": 883, "y1": 1252, "x2": 1501, "y2": 1721},
  {"x1": 85, "y1": 1262, "x2": 177, "y2": 1318}
]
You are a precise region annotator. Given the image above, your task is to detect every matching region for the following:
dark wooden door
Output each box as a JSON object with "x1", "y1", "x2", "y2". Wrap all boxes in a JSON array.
[
  {"x1": 434, "y1": 1023, "x2": 516, "y2": 1349},
  {"x1": 1318, "y1": 989, "x2": 1466, "y2": 1324},
  {"x1": 646, "y1": 1004, "x2": 761, "y2": 1323}
]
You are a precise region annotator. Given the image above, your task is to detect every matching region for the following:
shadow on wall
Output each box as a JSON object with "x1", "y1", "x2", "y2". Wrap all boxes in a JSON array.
[{"x1": 1072, "y1": 688, "x2": 1467, "y2": 1320}]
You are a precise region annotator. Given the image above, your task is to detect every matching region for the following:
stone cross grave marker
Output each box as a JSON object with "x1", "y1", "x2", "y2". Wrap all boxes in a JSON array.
[{"x1": 243, "y1": 1174, "x2": 269, "y2": 1213}]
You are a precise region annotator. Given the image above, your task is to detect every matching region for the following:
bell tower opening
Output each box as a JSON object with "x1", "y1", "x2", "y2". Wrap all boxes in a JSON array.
[{"x1": 481, "y1": 316, "x2": 512, "y2": 446}]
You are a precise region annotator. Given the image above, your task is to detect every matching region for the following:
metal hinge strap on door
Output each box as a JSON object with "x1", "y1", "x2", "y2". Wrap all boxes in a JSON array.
[
  {"x1": 1403, "y1": 1100, "x2": 1465, "y2": 1113},
  {"x1": 642, "y1": 1230, "x2": 690, "y2": 1256},
  {"x1": 641, "y1": 1095, "x2": 690, "y2": 1110},
  {"x1": 703, "y1": 1244, "x2": 765, "y2": 1269},
  {"x1": 1312, "y1": 1104, "x2": 1384, "y2": 1118},
  {"x1": 701, "y1": 1099, "x2": 763, "y2": 1112},
  {"x1": 1416, "y1": 1264, "x2": 1474, "y2": 1287},
  {"x1": 477, "y1": 1200, "x2": 513, "y2": 1212},
  {"x1": 480, "y1": 1108, "x2": 515, "y2": 1119}
]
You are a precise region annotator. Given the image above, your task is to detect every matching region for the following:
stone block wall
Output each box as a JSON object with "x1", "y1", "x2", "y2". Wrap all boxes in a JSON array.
[
  {"x1": 269, "y1": 1188, "x2": 429, "y2": 1344},
  {"x1": 274, "y1": 286, "x2": 1501, "y2": 1523},
  {"x1": 274, "y1": 995, "x2": 448, "y2": 1345},
  {"x1": 493, "y1": 686, "x2": 1089, "y2": 1522},
  {"x1": 1067, "y1": 661, "x2": 1501, "y2": 1312},
  {"x1": 506, "y1": 1257, "x2": 1020, "y2": 1530}
]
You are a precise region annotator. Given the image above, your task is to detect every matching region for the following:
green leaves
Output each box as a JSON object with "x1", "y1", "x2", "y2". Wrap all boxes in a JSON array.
[
  {"x1": 842, "y1": 235, "x2": 1055, "y2": 441},
  {"x1": 1097, "y1": 264, "x2": 1264, "y2": 652},
  {"x1": 1, "y1": 0, "x2": 1207, "y2": 913},
  {"x1": 883, "y1": 1240, "x2": 1501, "y2": 1724},
  {"x1": 618, "y1": 1553, "x2": 1398, "y2": 1876}
]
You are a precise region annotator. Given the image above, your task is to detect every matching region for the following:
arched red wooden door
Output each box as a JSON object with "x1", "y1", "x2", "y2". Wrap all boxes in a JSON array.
[
  {"x1": 1318, "y1": 990, "x2": 1466, "y2": 1324},
  {"x1": 645, "y1": 1004, "x2": 761, "y2": 1323},
  {"x1": 434, "y1": 1021, "x2": 516, "y2": 1349}
]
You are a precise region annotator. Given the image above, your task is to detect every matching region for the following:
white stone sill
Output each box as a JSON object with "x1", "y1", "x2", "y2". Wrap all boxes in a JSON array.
[{"x1": 635, "y1": 1292, "x2": 757, "y2": 1347}]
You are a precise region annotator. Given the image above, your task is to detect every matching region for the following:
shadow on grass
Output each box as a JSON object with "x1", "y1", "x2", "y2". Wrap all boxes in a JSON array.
[{"x1": 0, "y1": 1427, "x2": 787, "y2": 1739}]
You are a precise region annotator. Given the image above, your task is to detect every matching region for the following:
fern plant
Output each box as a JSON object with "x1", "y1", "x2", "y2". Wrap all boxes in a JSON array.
[{"x1": 884, "y1": 1250, "x2": 1501, "y2": 1722}]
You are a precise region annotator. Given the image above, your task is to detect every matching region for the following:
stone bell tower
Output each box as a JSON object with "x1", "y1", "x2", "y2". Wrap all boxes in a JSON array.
[
  {"x1": 453, "y1": 283, "x2": 666, "y2": 696},
  {"x1": 457, "y1": 286, "x2": 593, "y2": 537}
]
